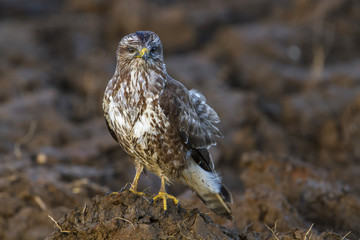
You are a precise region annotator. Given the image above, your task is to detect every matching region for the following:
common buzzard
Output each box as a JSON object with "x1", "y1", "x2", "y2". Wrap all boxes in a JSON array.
[{"x1": 103, "y1": 31, "x2": 233, "y2": 220}]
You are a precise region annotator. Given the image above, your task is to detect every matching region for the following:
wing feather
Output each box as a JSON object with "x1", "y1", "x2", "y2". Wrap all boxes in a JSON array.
[{"x1": 160, "y1": 77, "x2": 222, "y2": 149}]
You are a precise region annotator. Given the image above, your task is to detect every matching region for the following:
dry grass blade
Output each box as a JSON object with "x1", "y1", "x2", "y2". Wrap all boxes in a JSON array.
[
  {"x1": 112, "y1": 217, "x2": 135, "y2": 230},
  {"x1": 341, "y1": 231, "x2": 351, "y2": 240},
  {"x1": 48, "y1": 215, "x2": 71, "y2": 233},
  {"x1": 265, "y1": 220, "x2": 280, "y2": 240},
  {"x1": 304, "y1": 223, "x2": 314, "y2": 240}
]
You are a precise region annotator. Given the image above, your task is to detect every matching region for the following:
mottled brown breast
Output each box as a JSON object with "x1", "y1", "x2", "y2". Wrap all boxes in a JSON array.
[{"x1": 103, "y1": 68, "x2": 186, "y2": 182}]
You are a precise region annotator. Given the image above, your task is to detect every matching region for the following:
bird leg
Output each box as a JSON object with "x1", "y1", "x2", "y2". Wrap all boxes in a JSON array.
[
  {"x1": 129, "y1": 163, "x2": 146, "y2": 196},
  {"x1": 152, "y1": 176, "x2": 179, "y2": 211}
]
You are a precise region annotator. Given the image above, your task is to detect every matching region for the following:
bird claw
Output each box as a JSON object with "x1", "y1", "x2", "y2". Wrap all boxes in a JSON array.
[
  {"x1": 105, "y1": 191, "x2": 120, "y2": 196},
  {"x1": 129, "y1": 189, "x2": 146, "y2": 197},
  {"x1": 152, "y1": 191, "x2": 179, "y2": 211},
  {"x1": 105, "y1": 191, "x2": 113, "y2": 196}
]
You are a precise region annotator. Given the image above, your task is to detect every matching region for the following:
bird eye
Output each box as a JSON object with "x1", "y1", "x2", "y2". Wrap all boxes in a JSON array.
[
  {"x1": 128, "y1": 47, "x2": 136, "y2": 54},
  {"x1": 150, "y1": 46, "x2": 156, "y2": 53}
]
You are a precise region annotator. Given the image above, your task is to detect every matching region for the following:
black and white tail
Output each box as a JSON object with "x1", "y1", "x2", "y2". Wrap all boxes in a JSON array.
[{"x1": 181, "y1": 156, "x2": 233, "y2": 220}]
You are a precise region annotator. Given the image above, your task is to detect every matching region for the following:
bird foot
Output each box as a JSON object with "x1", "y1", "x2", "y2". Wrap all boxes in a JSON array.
[
  {"x1": 152, "y1": 191, "x2": 179, "y2": 211},
  {"x1": 129, "y1": 189, "x2": 146, "y2": 197},
  {"x1": 106, "y1": 191, "x2": 120, "y2": 196}
]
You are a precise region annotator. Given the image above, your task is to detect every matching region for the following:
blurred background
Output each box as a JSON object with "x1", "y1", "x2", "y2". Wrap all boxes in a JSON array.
[{"x1": 0, "y1": 0, "x2": 359, "y2": 239}]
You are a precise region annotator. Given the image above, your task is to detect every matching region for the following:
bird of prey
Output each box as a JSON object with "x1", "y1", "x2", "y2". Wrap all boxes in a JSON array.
[{"x1": 103, "y1": 31, "x2": 233, "y2": 220}]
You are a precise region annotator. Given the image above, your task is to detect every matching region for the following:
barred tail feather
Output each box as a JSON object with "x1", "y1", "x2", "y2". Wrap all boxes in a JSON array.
[
  {"x1": 220, "y1": 184, "x2": 233, "y2": 203},
  {"x1": 198, "y1": 191, "x2": 233, "y2": 220},
  {"x1": 181, "y1": 158, "x2": 233, "y2": 220}
]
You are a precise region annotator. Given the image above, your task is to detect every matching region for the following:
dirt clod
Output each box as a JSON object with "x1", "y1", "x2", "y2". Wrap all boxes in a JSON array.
[{"x1": 46, "y1": 191, "x2": 240, "y2": 240}]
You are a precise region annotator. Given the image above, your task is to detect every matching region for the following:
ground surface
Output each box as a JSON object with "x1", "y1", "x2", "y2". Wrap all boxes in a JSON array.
[
  {"x1": 0, "y1": 0, "x2": 360, "y2": 239},
  {"x1": 46, "y1": 191, "x2": 344, "y2": 240}
]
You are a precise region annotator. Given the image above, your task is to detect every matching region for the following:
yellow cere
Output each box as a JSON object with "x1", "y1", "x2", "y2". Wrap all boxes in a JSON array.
[{"x1": 140, "y1": 48, "x2": 149, "y2": 57}]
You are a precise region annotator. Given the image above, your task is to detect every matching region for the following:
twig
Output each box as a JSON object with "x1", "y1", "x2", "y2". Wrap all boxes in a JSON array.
[
  {"x1": 304, "y1": 223, "x2": 314, "y2": 240},
  {"x1": 82, "y1": 203, "x2": 87, "y2": 214},
  {"x1": 112, "y1": 217, "x2": 135, "y2": 230},
  {"x1": 14, "y1": 121, "x2": 37, "y2": 159},
  {"x1": 120, "y1": 182, "x2": 132, "y2": 192},
  {"x1": 341, "y1": 231, "x2": 351, "y2": 240},
  {"x1": 81, "y1": 203, "x2": 87, "y2": 223},
  {"x1": 265, "y1": 220, "x2": 280, "y2": 240},
  {"x1": 143, "y1": 186, "x2": 152, "y2": 194},
  {"x1": 48, "y1": 215, "x2": 71, "y2": 233}
]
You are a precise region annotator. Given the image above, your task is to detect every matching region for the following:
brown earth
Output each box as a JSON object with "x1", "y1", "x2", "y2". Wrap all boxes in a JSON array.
[
  {"x1": 46, "y1": 191, "x2": 343, "y2": 240},
  {"x1": 0, "y1": 0, "x2": 359, "y2": 239}
]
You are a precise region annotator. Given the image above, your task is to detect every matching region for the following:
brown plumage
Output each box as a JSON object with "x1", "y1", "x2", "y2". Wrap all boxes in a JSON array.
[{"x1": 102, "y1": 31, "x2": 233, "y2": 220}]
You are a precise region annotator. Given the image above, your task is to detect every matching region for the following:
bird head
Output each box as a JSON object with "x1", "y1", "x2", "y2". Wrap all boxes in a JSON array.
[{"x1": 117, "y1": 31, "x2": 164, "y2": 70}]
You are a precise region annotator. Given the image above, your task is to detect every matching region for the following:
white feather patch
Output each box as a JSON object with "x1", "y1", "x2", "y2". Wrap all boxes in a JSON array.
[
  {"x1": 181, "y1": 157, "x2": 221, "y2": 194},
  {"x1": 108, "y1": 97, "x2": 126, "y2": 129},
  {"x1": 133, "y1": 109, "x2": 158, "y2": 138}
]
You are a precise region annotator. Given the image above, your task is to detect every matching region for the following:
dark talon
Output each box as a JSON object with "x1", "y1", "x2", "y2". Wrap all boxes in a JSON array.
[
  {"x1": 120, "y1": 186, "x2": 127, "y2": 192},
  {"x1": 105, "y1": 191, "x2": 114, "y2": 196}
]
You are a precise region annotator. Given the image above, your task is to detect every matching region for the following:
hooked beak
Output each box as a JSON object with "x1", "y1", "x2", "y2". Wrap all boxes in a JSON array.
[{"x1": 140, "y1": 48, "x2": 149, "y2": 62}]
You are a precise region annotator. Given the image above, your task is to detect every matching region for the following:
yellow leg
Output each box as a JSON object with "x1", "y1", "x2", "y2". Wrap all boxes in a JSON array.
[
  {"x1": 129, "y1": 164, "x2": 146, "y2": 196},
  {"x1": 152, "y1": 176, "x2": 179, "y2": 211}
]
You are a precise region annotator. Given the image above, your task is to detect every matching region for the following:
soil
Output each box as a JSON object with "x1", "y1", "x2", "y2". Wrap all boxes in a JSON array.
[
  {"x1": 1, "y1": 0, "x2": 359, "y2": 239},
  {"x1": 46, "y1": 191, "x2": 343, "y2": 240}
]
